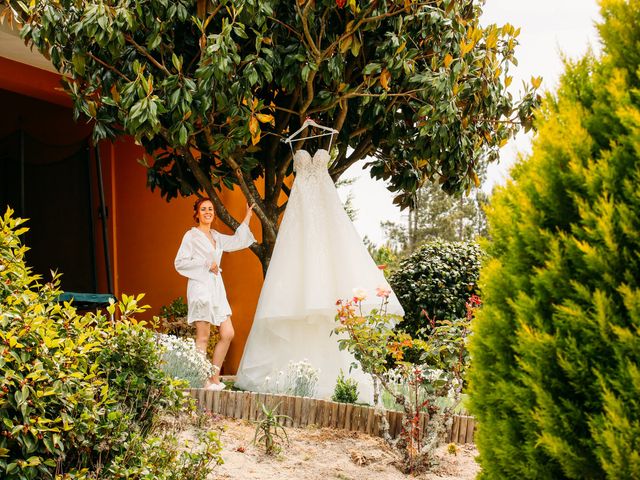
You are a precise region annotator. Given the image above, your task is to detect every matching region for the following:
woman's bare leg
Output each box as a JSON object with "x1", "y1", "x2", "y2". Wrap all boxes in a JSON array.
[
  {"x1": 210, "y1": 316, "x2": 234, "y2": 384},
  {"x1": 194, "y1": 321, "x2": 211, "y2": 355}
]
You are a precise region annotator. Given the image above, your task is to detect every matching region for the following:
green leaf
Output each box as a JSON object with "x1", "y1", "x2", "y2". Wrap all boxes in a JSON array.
[
  {"x1": 301, "y1": 64, "x2": 310, "y2": 82},
  {"x1": 362, "y1": 63, "x2": 382, "y2": 75},
  {"x1": 171, "y1": 53, "x2": 182, "y2": 72},
  {"x1": 148, "y1": 33, "x2": 162, "y2": 50},
  {"x1": 72, "y1": 53, "x2": 86, "y2": 76},
  {"x1": 178, "y1": 125, "x2": 188, "y2": 146},
  {"x1": 233, "y1": 25, "x2": 248, "y2": 39}
]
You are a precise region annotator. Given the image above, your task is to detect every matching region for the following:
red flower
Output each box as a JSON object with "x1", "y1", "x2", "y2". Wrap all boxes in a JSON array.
[{"x1": 336, "y1": 0, "x2": 347, "y2": 7}]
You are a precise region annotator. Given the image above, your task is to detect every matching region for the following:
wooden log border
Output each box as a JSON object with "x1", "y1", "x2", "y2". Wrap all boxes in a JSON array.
[{"x1": 185, "y1": 389, "x2": 476, "y2": 444}]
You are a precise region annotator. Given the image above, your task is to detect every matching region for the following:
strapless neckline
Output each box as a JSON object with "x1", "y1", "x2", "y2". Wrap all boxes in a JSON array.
[{"x1": 295, "y1": 148, "x2": 329, "y2": 159}]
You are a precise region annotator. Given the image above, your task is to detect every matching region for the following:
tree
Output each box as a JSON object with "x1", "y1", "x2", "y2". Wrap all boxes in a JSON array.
[
  {"x1": 382, "y1": 182, "x2": 487, "y2": 254},
  {"x1": 5, "y1": 0, "x2": 539, "y2": 273},
  {"x1": 468, "y1": 1, "x2": 640, "y2": 477}
]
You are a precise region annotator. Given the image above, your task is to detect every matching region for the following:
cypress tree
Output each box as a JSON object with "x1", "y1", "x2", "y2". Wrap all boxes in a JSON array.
[{"x1": 468, "y1": 1, "x2": 640, "y2": 478}]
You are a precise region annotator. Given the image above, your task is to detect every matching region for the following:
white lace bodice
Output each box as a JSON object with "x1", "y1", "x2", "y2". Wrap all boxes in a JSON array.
[{"x1": 293, "y1": 149, "x2": 331, "y2": 182}]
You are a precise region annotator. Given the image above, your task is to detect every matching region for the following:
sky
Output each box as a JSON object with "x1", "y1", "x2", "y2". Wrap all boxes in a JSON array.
[{"x1": 339, "y1": 0, "x2": 602, "y2": 246}]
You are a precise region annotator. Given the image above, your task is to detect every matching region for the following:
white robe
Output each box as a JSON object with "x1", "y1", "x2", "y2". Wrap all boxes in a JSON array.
[{"x1": 174, "y1": 223, "x2": 255, "y2": 325}]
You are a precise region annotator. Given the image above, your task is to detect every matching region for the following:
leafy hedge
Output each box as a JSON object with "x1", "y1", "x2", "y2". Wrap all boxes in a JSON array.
[
  {"x1": 389, "y1": 240, "x2": 482, "y2": 338},
  {"x1": 468, "y1": 5, "x2": 640, "y2": 477},
  {"x1": 0, "y1": 210, "x2": 221, "y2": 479}
]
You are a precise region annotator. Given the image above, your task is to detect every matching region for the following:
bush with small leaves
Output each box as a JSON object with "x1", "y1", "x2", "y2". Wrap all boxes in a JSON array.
[
  {"x1": 104, "y1": 430, "x2": 223, "y2": 479},
  {"x1": 156, "y1": 333, "x2": 215, "y2": 388},
  {"x1": 332, "y1": 370, "x2": 359, "y2": 404},
  {"x1": 389, "y1": 241, "x2": 482, "y2": 339},
  {"x1": 0, "y1": 209, "x2": 219, "y2": 479}
]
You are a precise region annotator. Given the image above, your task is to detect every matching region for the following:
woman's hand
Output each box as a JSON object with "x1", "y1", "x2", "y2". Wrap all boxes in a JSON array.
[
  {"x1": 209, "y1": 262, "x2": 220, "y2": 275},
  {"x1": 243, "y1": 203, "x2": 255, "y2": 224}
]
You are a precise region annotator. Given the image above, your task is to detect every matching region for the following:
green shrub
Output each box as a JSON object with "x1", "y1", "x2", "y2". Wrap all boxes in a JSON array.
[
  {"x1": 104, "y1": 430, "x2": 223, "y2": 479},
  {"x1": 159, "y1": 297, "x2": 189, "y2": 337},
  {"x1": 96, "y1": 298, "x2": 185, "y2": 435},
  {"x1": 331, "y1": 370, "x2": 359, "y2": 404},
  {"x1": 389, "y1": 240, "x2": 482, "y2": 338},
  {"x1": 468, "y1": 7, "x2": 640, "y2": 477},
  {"x1": 0, "y1": 212, "x2": 106, "y2": 479},
  {"x1": 0, "y1": 209, "x2": 219, "y2": 479}
]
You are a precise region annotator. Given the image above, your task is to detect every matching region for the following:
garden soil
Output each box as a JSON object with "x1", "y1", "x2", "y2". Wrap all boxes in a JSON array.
[{"x1": 201, "y1": 417, "x2": 480, "y2": 480}]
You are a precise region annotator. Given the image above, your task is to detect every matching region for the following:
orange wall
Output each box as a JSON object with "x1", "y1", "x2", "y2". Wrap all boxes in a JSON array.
[
  {"x1": 105, "y1": 134, "x2": 264, "y2": 374},
  {"x1": 1, "y1": 56, "x2": 264, "y2": 374}
]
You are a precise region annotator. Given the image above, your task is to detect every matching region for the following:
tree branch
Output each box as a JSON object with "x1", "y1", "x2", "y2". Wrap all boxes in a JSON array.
[
  {"x1": 271, "y1": 88, "x2": 304, "y2": 202},
  {"x1": 330, "y1": 134, "x2": 373, "y2": 180},
  {"x1": 125, "y1": 34, "x2": 171, "y2": 75},
  {"x1": 306, "y1": 84, "x2": 428, "y2": 120},
  {"x1": 271, "y1": 104, "x2": 300, "y2": 115},
  {"x1": 324, "y1": 1, "x2": 380, "y2": 58},
  {"x1": 318, "y1": 6, "x2": 330, "y2": 50},
  {"x1": 273, "y1": 148, "x2": 294, "y2": 204},
  {"x1": 173, "y1": 156, "x2": 198, "y2": 195},
  {"x1": 276, "y1": 183, "x2": 292, "y2": 215},
  {"x1": 266, "y1": 91, "x2": 300, "y2": 205},
  {"x1": 268, "y1": 15, "x2": 302, "y2": 40},
  {"x1": 324, "y1": 99, "x2": 348, "y2": 150},
  {"x1": 183, "y1": 147, "x2": 263, "y2": 258},
  {"x1": 333, "y1": 100, "x2": 349, "y2": 132},
  {"x1": 296, "y1": 0, "x2": 321, "y2": 58},
  {"x1": 224, "y1": 153, "x2": 276, "y2": 240},
  {"x1": 87, "y1": 52, "x2": 131, "y2": 82},
  {"x1": 300, "y1": 69, "x2": 318, "y2": 115},
  {"x1": 349, "y1": 126, "x2": 369, "y2": 139},
  {"x1": 182, "y1": 148, "x2": 237, "y2": 229}
]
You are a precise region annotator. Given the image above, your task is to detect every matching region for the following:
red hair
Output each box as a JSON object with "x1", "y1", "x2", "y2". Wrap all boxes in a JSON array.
[{"x1": 193, "y1": 198, "x2": 215, "y2": 223}]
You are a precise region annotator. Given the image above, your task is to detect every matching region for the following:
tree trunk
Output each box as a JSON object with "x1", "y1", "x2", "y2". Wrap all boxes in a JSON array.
[{"x1": 258, "y1": 231, "x2": 276, "y2": 277}]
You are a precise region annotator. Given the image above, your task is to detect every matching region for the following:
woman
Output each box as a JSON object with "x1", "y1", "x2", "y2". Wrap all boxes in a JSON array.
[{"x1": 175, "y1": 198, "x2": 255, "y2": 390}]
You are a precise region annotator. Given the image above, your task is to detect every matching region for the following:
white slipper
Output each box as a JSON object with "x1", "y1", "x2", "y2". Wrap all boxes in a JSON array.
[{"x1": 205, "y1": 381, "x2": 226, "y2": 391}]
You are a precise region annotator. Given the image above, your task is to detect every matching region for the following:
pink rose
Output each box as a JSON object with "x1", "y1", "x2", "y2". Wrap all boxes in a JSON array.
[{"x1": 376, "y1": 286, "x2": 391, "y2": 298}]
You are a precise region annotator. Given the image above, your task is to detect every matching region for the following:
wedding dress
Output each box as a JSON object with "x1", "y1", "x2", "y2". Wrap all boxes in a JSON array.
[{"x1": 235, "y1": 149, "x2": 404, "y2": 402}]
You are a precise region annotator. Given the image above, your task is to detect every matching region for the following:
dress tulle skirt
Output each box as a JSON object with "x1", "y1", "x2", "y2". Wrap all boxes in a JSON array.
[{"x1": 235, "y1": 150, "x2": 403, "y2": 401}]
